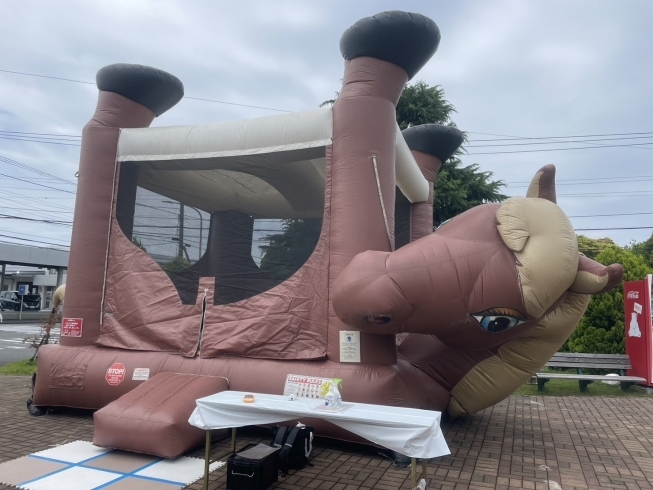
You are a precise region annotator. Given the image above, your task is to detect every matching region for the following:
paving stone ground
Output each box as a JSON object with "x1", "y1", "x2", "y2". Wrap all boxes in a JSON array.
[{"x1": 1, "y1": 375, "x2": 653, "y2": 490}]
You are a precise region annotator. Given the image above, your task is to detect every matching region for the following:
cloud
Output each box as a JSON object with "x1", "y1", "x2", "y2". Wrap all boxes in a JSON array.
[{"x1": 0, "y1": 0, "x2": 652, "y2": 251}]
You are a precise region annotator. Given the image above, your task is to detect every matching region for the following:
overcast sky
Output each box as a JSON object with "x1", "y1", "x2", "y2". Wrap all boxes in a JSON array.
[{"x1": 1, "y1": 0, "x2": 652, "y2": 255}]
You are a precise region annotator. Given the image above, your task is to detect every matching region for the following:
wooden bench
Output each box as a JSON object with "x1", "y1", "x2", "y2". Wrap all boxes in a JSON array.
[{"x1": 536, "y1": 352, "x2": 647, "y2": 393}]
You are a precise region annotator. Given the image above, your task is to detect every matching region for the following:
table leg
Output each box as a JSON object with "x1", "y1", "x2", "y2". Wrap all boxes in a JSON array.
[
  {"x1": 203, "y1": 430, "x2": 211, "y2": 490},
  {"x1": 231, "y1": 427, "x2": 237, "y2": 454},
  {"x1": 410, "y1": 458, "x2": 427, "y2": 489},
  {"x1": 411, "y1": 458, "x2": 417, "y2": 488}
]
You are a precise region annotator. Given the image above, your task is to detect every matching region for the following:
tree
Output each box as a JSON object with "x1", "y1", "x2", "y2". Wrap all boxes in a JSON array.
[
  {"x1": 577, "y1": 235, "x2": 616, "y2": 260},
  {"x1": 161, "y1": 256, "x2": 191, "y2": 274},
  {"x1": 395, "y1": 82, "x2": 456, "y2": 130},
  {"x1": 433, "y1": 162, "x2": 506, "y2": 227},
  {"x1": 629, "y1": 232, "x2": 653, "y2": 268},
  {"x1": 565, "y1": 246, "x2": 653, "y2": 354},
  {"x1": 395, "y1": 81, "x2": 506, "y2": 227},
  {"x1": 132, "y1": 236, "x2": 147, "y2": 253},
  {"x1": 259, "y1": 219, "x2": 322, "y2": 281}
]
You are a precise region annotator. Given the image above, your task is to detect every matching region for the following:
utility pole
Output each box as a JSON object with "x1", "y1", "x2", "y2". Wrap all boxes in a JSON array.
[{"x1": 178, "y1": 203, "x2": 185, "y2": 259}]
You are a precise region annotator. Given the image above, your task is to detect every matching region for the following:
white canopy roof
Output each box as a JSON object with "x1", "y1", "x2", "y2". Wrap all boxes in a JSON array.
[{"x1": 117, "y1": 107, "x2": 429, "y2": 218}]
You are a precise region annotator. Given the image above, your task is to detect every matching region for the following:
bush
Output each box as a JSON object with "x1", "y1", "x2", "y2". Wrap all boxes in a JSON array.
[{"x1": 565, "y1": 246, "x2": 653, "y2": 354}]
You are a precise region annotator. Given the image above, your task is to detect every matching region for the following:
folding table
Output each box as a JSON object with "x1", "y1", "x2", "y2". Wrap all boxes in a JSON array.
[{"x1": 189, "y1": 391, "x2": 450, "y2": 489}]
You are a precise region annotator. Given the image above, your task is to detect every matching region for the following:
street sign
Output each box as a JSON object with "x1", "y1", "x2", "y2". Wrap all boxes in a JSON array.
[{"x1": 18, "y1": 285, "x2": 29, "y2": 296}]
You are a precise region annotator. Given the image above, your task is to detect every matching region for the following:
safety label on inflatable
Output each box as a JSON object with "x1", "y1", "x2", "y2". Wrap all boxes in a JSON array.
[
  {"x1": 339, "y1": 331, "x2": 361, "y2": 363},
  {"x1": 283, "y1": 374, "x2": 332, "y2": 399},
  {"x1": 61, "y1": 318, "x2": 83, "y2": 337},
  {"x1": 132, "y1": 368, "x2": 150, "y2": 381},
  {"x1": 105, "y1": 363, "x2": 126, "y2": 386}
]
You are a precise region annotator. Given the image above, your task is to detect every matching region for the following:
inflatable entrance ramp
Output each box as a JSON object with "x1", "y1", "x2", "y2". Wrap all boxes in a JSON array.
[{"x1": 93, "y1": 373, "x2": 228, "y2": 458}]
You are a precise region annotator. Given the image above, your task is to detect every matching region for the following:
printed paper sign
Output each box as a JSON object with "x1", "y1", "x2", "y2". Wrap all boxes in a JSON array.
[
  {"x1": 132, "y1": 368, "x2": 150, "y2": 381},
  {"x1": 339, "y1": 331, "x2": 361, "y2": 363},
  {"x1": 61, "y1": 318, "x2": 83, "y2": 337},
  {"x1": 634, "y1": 302, "x2": 643, "y2": 314},
  {"x1": 105, "y1": 363, "x2": 126, "y2": 386},
  {"x1": 283, "y1": 374, "x2": 332, "y2": 399}
]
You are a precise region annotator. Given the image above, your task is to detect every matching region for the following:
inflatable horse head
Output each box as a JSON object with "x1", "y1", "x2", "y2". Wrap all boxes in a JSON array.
[{"x1": 333, "y1": 164, "x2": 624, "y2": 350}]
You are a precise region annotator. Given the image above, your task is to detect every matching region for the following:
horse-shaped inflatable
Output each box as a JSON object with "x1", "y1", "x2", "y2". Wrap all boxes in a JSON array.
[{"x1": 32, "y1": 10, "x2": 622, "y2": 456}]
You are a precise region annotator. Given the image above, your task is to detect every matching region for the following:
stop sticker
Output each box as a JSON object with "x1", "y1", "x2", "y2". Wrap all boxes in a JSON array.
[{"x1": 105, "y1": 363, "x2": 126, "y2": 386}]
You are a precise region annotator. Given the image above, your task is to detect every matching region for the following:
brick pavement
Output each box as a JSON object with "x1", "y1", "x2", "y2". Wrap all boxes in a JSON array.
[{"x1": 1, "y1": 375, "x2": 653, "y2": 489}]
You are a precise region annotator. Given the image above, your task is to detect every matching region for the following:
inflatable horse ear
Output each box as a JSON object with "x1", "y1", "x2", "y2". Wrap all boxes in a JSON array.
[
  {"x1": 333, "y1": 164, "x2": 623, "y2": 345},
  {"x1": 499, "y1": 164, "x2": 623, "y2": 303}
]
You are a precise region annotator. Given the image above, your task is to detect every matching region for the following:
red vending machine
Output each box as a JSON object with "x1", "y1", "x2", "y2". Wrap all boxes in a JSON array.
[{"x1": 624, "y1": 274, "x2": 653, "y2": 386}]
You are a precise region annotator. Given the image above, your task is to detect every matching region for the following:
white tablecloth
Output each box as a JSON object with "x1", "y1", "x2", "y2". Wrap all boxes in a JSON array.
[{"x1": 189, "y1": 391, "x2": 450, "y2": 459}]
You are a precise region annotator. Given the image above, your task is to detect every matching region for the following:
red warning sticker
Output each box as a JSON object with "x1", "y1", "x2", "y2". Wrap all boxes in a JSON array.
[
  {"x1": 105, "y1": 363, "x2": 126, "y2": 386},
  {"x1": 61, "y1": 318, "x2": 83, "y2": 337}
]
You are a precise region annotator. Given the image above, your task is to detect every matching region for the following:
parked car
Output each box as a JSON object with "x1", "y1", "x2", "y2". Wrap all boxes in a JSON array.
[{"x1": 0, "y1": 291, "x2": 41, "y2": 311}]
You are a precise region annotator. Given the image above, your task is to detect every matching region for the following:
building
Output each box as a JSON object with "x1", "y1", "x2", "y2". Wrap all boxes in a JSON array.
[{"x1": 0, "y1": 243, "x2": 68, "y2": 310}]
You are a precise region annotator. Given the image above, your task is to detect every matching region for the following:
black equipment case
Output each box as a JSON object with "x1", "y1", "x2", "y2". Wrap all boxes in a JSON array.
[{"x1": 226, "y1": 444, "x2": 281, "y2": 490}]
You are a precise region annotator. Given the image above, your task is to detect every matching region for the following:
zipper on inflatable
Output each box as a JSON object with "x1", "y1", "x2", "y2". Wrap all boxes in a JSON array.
[{"x1": 196, "y1": 288, "x2": 208, "y2": 356}]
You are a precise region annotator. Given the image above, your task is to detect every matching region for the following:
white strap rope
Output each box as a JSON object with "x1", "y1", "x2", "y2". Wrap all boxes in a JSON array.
[{"x1": 371, "y1": 155, "x2": 394, "y2": 251}]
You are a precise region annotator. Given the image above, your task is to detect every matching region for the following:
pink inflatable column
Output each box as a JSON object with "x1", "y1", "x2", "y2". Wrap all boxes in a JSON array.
[
  {"x1": 62, "y1": 65, "x2": 183, "y2": 346},
  {"x1": 401, "y1": 125, "x2": 464, "y2": 241},
  {"x1": 328, "y1": 12, "x2": 441, "y2": 363}
]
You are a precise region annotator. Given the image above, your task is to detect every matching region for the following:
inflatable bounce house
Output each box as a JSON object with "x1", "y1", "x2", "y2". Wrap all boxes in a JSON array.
[{"x1": 33, "y1": 10, "x2": 624, "y2": 456}]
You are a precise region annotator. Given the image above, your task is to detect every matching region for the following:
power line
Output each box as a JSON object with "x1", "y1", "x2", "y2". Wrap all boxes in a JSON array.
[
  {"x1": 184, "y1": 96, "x2": 291, "y2": 113},
  {"x1": 0, "y1": 130, "x2": 80, "y2": 138},
  {"x1": 0, "y1": 214, "x2": 72, "y2": 226},
  {"x1": 5, "y1": 67, "x2": 653, "y2": 153},
  {"x1": 506, "y1": 175, "x2": 653, "y2": 184},
  {"x1": 0, "y1": 228, "x2": 71, "y2": 243},
  {"x1": 0, "y1": 135, "x2": 82, "y2": 146},
  {"x1": 0, "y1": 155, "x2": 77, "y2": 186},
  {"x1": 0, "y1": 69, "x2": 291, "y2": 113},
  {"x1": 0, "y1": 172, "x2": 76, "y2": 194},
  {"x1": 7, "y1": 129, "x2": 653, "y2": 144},
  {"x1": 0, "y1": 69, "x2": 94, "y2": 85},
  {"x1": 568, "y1": 212, "x2": 653, "y2": 218},
  {"x1": 467, "y1": 142, "x2": 653, "y2": 155},
  {"x1": 0, "y1": 206, "x2": 74, "y2": 213},
  {"x1": 0, "y1": 233, "x2": 70, "y2": 248},
  {"x1": 0, "y1": 192, "x2": 73, "y2": 218},
  {"x1": 467, "y1": 130, "x2": 653, "y2": 141},
  {"x1": 575, "y1": 227, "x2": 653, "y2": 231},
  {"x1": 467, "y1": 135, "x2": 653, "y2": 148},
  {"x1": 507, "y1": 178, "x2": 653, "y2": 188},
  {"x1": 0, "y1": 239, "x2": 69, "y2": 251}
]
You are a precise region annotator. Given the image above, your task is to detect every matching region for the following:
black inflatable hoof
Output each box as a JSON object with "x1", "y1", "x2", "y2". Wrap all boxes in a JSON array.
[
  {"x1": 340, "y1": 11, "x2": 440, "y2": 80},
  {"x1": 27, "y1": 397, "x2": 48, "y2": 416},
  {"x1": 402, "y1": 124, "x2": 465, "y2": 162},
  {"x1": 96, "y1": 64, "x2": 184, "y2": 116}
]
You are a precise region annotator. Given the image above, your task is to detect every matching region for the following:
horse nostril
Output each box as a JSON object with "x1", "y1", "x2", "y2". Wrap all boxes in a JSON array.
[{"x1": 363, "y1": 314, "x2": 392, "y2": 324}]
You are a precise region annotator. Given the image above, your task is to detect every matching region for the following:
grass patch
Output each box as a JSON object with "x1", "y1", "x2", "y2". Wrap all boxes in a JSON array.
[
  {"x1": 514, "y1": 377, "x2": 653, "y2": 397},
  {"x1": 0, "y1": 359, "x2": 36, "y2": 376}
]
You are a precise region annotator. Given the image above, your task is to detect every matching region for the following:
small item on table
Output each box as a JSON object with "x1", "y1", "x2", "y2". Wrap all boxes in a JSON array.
[
  {"x1": 288, "y1": 393, "x2": 297, "y2": 401},
  {"x1": 323, "y1": 379, "x2": 343, "y2": 410},
  {"x1": 243, "y1": 394, "x2": 255, "y2": 403}
]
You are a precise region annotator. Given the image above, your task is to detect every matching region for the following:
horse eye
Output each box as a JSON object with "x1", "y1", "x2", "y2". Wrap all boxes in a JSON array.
[{"x1": 472, "y1": 308, "x2": 527, "y2": 333}]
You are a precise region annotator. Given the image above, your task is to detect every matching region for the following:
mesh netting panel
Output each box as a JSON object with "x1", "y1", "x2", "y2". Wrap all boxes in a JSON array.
[{"x1": 115, "y1": 162, "x2": 324, "y2": 305}]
